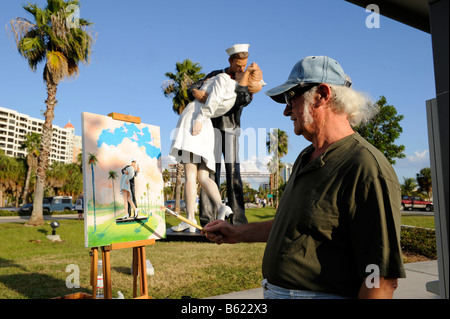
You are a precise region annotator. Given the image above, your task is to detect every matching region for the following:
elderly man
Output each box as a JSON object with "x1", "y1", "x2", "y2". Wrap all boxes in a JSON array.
[
  {"x1": 188, "y1": 44, "x2": 261, "y2": 227},
  {"x1": 204, "y1": 56, "x2": 406, "y2": 299}
]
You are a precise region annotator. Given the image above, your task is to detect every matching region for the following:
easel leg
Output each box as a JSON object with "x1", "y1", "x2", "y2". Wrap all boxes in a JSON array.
[
  {"x1": 132, "y1": 247, "x2": 139, "y2": 298},
  {"x1": 132, "y1": 246, "x2": 148, "y2": 298},
  {"x1": 102, "y1": 247, "x2": 112, "y2": 299},
  {"x1": 138, "y1": 246, "x2": 148, "y2": 296},
  {"x1": 90, "y1": 248, "x2": 98, "y2": 299}
]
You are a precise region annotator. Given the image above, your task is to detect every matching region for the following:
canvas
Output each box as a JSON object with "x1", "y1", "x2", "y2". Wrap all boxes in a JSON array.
[{"x1": 81, "y1": 112, "x2": 166, "y2": 248}]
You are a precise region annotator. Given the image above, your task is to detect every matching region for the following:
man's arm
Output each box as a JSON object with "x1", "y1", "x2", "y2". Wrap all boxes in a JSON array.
[
  {"x1": 187, "y1": 70, "x2": 223, "y2": 102},
  {"x1": 358, "y1": 277, "x2": 399, "y2": 299},
  {"x1": 203, "y1": 220, "x2": 273, "y2": 244}
]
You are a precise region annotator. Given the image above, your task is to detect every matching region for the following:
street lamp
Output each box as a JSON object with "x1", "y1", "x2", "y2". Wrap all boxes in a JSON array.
[{"x1": 50, "y1": 220, "x2": 60, "y2": 235}]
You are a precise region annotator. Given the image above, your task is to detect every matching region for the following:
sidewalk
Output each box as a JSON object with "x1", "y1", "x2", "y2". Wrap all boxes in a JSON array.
[{"x1": 206, "y1": 260, "x2": 440, "y2": 299}]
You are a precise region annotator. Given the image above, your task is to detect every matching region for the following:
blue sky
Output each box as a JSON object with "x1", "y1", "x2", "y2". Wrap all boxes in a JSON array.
[{"x1": 0, "y1": 0, "x2": 435, "y2": 186}]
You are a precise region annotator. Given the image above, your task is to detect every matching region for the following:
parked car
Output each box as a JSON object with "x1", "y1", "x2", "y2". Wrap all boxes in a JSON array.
[
  {"x1": 401, "y1": 195, "x2": 433, "y2": 212},
  {"x1": 19, "y1": 203, "x2": 33, "y2": 213},
  {"x1": 164, "y1": 199, "x2": 186, "y2": 212},
  {"x1": 20, "y1": 196, "x2": 74, "y2": 213}
]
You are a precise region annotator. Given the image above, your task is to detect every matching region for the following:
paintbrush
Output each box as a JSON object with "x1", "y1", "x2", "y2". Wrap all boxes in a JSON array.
[{"x1": 160, "y1": 206, "x2": 204, "y2": 232}]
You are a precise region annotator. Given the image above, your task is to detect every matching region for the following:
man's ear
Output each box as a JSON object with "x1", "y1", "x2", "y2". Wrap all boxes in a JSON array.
[{"x1": 315, "y1": 84, "x2": 332, "y2": 105}]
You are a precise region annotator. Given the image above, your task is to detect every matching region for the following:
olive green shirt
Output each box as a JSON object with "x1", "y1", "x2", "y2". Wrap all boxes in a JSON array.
[{"x1": 262, "y1": 133, "x2": 406, "y2": 297}]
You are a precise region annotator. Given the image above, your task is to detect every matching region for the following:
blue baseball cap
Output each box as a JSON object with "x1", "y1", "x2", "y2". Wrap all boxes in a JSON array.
[{"x1": 265, "y1": 56, "x2": 352, "y2": 103}]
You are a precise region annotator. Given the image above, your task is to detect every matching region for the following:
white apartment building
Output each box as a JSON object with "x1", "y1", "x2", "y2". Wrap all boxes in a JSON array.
[
  {"x1": 280, "y1": 162, "x2": 294, "y2": 183},
  {"x1": 0, "y1": 106, "x2": 82, "y2": 164}
]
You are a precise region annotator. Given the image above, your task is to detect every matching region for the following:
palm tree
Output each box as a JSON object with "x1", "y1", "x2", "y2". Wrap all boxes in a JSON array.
[
  {"x1": 19, "y1": 132, "x2": 41, "y2": 205},
  {"x1": 220, "y1": 180, "x2": 228, "y2": 201},
  {"x1": 266, "y1": 129, "x2": 289, "y2": 208},
  {"x1": 46, "y1": 161, "x2": 67, "y2": 195},
  {"x1": 8, "y1": 0, "x2": 94, "y2": 226},
  {"x1": 162, "y1": 59, "x2": 205, "y2": 212},
  {"x1": 417, "y1": 167, "x2": 433, "y2": 200},
  {"x1": 0, "y1": 151, "x2": 27, "y2": 207},
  {"x1": 163, "y1": 59, "x2": 205, "y2": 114},
  {"x1": 88, "y1": 153, "x2": 98, "y2": 231},
  {"x1": 0, "y1": 150, "x2": 18, "y2": 207},
  {"x1": 108, "y1": 170, "x2": 118, "y2": 217},
  {"x1": 12, "y1": 160, "x2": 27, "y2": 207},
  {"x1": 401, "y1": 177, "x2": 418, "y2": 196}
]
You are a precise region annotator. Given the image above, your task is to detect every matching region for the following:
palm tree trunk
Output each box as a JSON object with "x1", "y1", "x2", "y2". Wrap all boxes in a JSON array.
[
  {"x1": 20, "y1": 154, "x2": 36, "y2": 206},
  {"x1": 21, "y1": 163, "x2": 32, "y2": 206},
  {"x1": 27, "y1": 82, "x2": 57, "y2": 226},
  {"x1": 112, "y1": 182, "x2": 116, "y2": 217}
]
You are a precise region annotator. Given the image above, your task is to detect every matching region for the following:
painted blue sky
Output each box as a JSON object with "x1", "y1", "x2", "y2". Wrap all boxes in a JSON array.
[
  {"x1": 0, "y1": 0, "x2": 436, "y2": 185},
  {"x1": 98, "y1": 122, "x2": 161, "y2": 159}
]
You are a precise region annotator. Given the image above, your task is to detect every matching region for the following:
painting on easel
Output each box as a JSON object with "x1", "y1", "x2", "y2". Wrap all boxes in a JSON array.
[{"x1": 81, "y1": 112, "x2": 166, "y2": 248}]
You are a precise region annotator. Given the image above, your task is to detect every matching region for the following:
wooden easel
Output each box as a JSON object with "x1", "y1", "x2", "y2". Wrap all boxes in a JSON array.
[
  {"x1": 90, "y1": 239, "x2": 155, "y2": 299},
  {"x1": 89, "y1": 113, "x2": 155, "y2": 299}
]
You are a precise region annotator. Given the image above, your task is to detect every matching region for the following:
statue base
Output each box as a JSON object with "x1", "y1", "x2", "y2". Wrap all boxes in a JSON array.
[{"x1": 163, "y1": 228, "x2": 210, "y2": 243}]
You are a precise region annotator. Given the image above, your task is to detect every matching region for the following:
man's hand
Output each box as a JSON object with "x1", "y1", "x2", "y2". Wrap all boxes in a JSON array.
[
  {"x1": 202, "y1": 220, "x2": 240, "y2": 244},
  {"x1": 192, "y1": 88, "x2": 209, "y2": 103},
  {"x1": 192, "y1": 120, "x2": 202, "y2": 136},
  {"x1": 203, "y1": 219, "x2": 273, "y2": 244}
]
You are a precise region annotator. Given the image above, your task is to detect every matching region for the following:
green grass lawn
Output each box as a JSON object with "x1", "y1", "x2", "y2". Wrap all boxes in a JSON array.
[
  {"x1": 0, "y1": 207, "x2": 275, "y2": 299},
  {"x1": 0, "y1": 207, "x2": 434, "y2": 299},
  {"x1": 401, "y1": 214, "x2": 435, "y2": 229}
]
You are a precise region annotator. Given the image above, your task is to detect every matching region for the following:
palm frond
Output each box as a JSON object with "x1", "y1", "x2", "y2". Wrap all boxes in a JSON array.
[
  {"x1": 44, "y1": 50, "x2": 69, "y2": 83},
  {"x1": 7, "y1": 17, "x2": 36, "y2": 47},
  {"x1": 8, "y1": 0, "x2": 94, "y2": 82}
]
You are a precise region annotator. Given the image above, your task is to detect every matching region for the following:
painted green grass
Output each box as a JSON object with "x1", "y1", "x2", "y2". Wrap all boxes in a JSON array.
[{"x1": 85, "y1": 207, "x2": 165, "y2": 247}]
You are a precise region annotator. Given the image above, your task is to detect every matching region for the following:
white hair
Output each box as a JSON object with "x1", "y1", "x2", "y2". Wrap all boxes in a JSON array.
[{"x1": 302, "y1": 84, "x2": 378, "y2": 127}]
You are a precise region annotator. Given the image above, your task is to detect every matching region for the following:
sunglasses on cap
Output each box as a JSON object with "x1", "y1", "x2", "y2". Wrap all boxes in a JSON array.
[{"x1": 284, "y1": 84, "x2": 318, "y2": 107}]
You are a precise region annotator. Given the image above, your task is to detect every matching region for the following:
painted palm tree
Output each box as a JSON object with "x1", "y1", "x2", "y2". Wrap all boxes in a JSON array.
[
  {"x1": 162, "y1": 59, "x2": 205, "y2": 213},
  {"x1": 146, "y1": 182, "x2": 150, "y2": 213},
  {"x1": 108, "y1": 170, "x2": 118, "y2": 217},
  {"x1": 266, "y1": 129, "x2": 289, "y2": 208},
  {"x1": 88, "y1": 153, "x2": 98, "y2": 231},
  {"x1": 19, "y1": 132, "x2": 41, "y2": 205},
  {"x1": 8, "y1": 0, "x2": 94, "y2": 226},
  {"x1": 143, "y1": 192, "x2": 147, "y2": 213}
]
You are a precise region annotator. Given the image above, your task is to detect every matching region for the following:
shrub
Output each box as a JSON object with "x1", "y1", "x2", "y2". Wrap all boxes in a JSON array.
[{"x1": 401, "y1": 226, "x2": 437, "y2": 259}]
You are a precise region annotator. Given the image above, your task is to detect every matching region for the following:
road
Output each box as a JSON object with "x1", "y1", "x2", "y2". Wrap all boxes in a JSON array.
[
  {"x1": 0, "y1": 214, "x2": 79, "y2": 224},
  {"x1": 0, "y1": 206, "x2": 434, "y2": 224}
]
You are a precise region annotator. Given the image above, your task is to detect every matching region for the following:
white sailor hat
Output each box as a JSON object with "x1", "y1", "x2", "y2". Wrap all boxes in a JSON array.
[{"x1": 226, "y1": 44, "x2": 250, "y2": 56}]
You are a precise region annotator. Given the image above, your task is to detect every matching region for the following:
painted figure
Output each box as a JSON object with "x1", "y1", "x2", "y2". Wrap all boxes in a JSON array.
[
  {"x1": 118, "y1": 160, "x2": 140, "y2": 219},
  {"x1": 122, "y1": 159, "x2": 140, "y2": 216}
]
